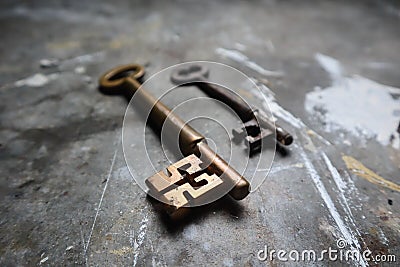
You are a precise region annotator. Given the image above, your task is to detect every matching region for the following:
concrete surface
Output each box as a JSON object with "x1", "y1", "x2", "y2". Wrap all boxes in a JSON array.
[{"x1": 0, "y1": 0, "x2": 399, "y2": 266}]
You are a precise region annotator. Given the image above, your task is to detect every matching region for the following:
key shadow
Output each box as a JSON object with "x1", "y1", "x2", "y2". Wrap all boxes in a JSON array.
[
  {"x1": 247, "y1": 136, "x2": 291, "y2": 158},
  {"x1": 259, "y1": 137, "x2": 291, "y2": 158},
  {"x1": 275, "y1": 143, "x2": 291, "y2": 158},
  {"x1": 146, "y1": 194, "x2": 245, "y2": 234}
]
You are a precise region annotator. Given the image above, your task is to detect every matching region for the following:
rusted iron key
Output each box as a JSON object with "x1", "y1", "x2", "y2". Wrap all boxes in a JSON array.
[
  {"x1": 99, "y1": 64, "x2": 250, "y2": 219},
  {"x1": 171, "y1": 64, "x2": 293, "y2": 156}
]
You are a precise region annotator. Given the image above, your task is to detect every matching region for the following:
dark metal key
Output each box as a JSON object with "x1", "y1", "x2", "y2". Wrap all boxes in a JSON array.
[{"x1": 171, "y1": 63, "x2": 293, "y2": 156}]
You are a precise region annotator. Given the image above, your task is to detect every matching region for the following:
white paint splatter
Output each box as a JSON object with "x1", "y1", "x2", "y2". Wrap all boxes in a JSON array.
[
  {"x1": 321, "y1": 153, "x2": 367, "y2": 247},
  {"x1": 341, "y1": 170, "x2": 362, "y2": 211},
  {"x1": 39, "y1": 256, "x2": 49, "y2": 264},
  {"x1": 216, "y1": 48, "x2": 284, "y2": 77},
  {"x1": 64, "y1": 52, "x2": 104, "y2": 65},
  {"x1": 299, "y1": 147, "x2": 367, "y2": 267},
  {"x1": 376, "y1": 227, "x2": 389, "y2": 246},
  {"x1": 15, "y1": 73, "x2": 59, "y2": 87},
  {"x1": 129, "y1": 229, "x2": 135, "y2": 248},
  {"x1": 133, "y1": 214, "x2": 149, "y2": 267},
  {"x1": 84, "y1": 147, "x2": 118, "y2": 265},
  {"x1": 315, "y1": 53, "x2": 343, "y2": 83},
  {"x1": 322, "y1": 153, "x2": 346, "y2": 191},
  {"x1": 254, "y1": 81, "x2": 298, "y2": 126},
  {"x1": 74, "y1": 66, "x2": 86, "y2": 74},
  {"x1": 307, "y1": 54, "x2": 400, "y2": 149},
  {"x1": 248, "y1": 78, "x2": 332, "y2": 145},
  {"x1": 258, "y1": 162, "x2": 304, "y2": 175}
]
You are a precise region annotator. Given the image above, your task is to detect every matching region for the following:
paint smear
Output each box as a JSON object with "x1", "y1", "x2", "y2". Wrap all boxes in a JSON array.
[
  {"x1": 110, "y1": 246, "x2": 133, "y2": 256},
  {"x1": 343, "y1": 155, "x2": 400, "y2": 192},
  {"x1": 314, "y1": 53, "x2": 343, "y2": 82},
  {"x1": 15, "y1": 73, "x2": 59, "y2": 87},
  {"x1": 299, "y1": 147, "x2": 367, "y2": 267},
  {"x1": 133, "y1": 214, "x2": 148, "y2": 267},
  {"x1": 39, "y1": 256, "x2": 48, "y2": 265},
  {"x1": 264, "y1": 162, "x2": 304, "y2": 175},
  {"x1": 321, "y1": 152, "x2": 366, "y2": 246},
  {"x1": 250, "y1": 78, "x2": 332, "y2": 146},
  {"x1": 306, "y1": 53, "x2": 400, "y2": 149},
  {"x1": 216, "y1": 48, "x2": 284, "y2": 77}
]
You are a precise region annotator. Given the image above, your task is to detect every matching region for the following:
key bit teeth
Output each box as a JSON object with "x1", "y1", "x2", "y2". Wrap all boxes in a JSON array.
[
  {"x1": 232, "y1": 119, "x2": 260, "y2": 144},
  {"x1": 232, "y1": 118, "x2": 274, "y2": 156},
  {"x1": 145, "y1": 154, "x2": 225, "y2": 219},
  {"x1": 245, "y1": 128, "x2": 274, "y2": 156},
  {"x1": 245, "y1": 135, "x2": 262, "y2": 155}
]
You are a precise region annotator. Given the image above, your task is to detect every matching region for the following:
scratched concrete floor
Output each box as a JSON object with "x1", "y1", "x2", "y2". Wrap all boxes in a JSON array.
[{"x1": 1, "y1": 0, "x2": 400, "y2": 266}]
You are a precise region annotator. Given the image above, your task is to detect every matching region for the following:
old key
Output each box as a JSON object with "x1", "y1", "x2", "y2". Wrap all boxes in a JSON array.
[
  {"x1": 99, "y1": 64, "x2": 250, "y2": 219},
  {"x1": 171, "y1": 63, "x2": 293, "y2": 156}
]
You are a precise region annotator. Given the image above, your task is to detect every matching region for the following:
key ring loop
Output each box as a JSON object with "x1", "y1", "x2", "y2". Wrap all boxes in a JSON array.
[
  {"x1": 99, "y1": 64, "x2": 145, "y2": 92},
  {"x1": 170, "y1": 63, "x2": 209, "y2": 85}
]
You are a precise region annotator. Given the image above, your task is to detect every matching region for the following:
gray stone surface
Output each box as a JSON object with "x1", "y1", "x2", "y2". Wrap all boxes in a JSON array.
[{"x1": 0, "y1": 0, "x2": 399, "y2": 266}]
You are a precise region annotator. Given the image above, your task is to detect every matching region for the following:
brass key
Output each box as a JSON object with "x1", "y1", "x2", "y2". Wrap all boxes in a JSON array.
[{"x1": 99, "y1": 64, "x2": 250, "y2": 219}]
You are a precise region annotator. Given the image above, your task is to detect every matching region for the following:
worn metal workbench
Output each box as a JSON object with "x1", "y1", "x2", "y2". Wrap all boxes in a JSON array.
[{"x1": 1, "y1": 0, "x2": 399, "y2": 266}]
